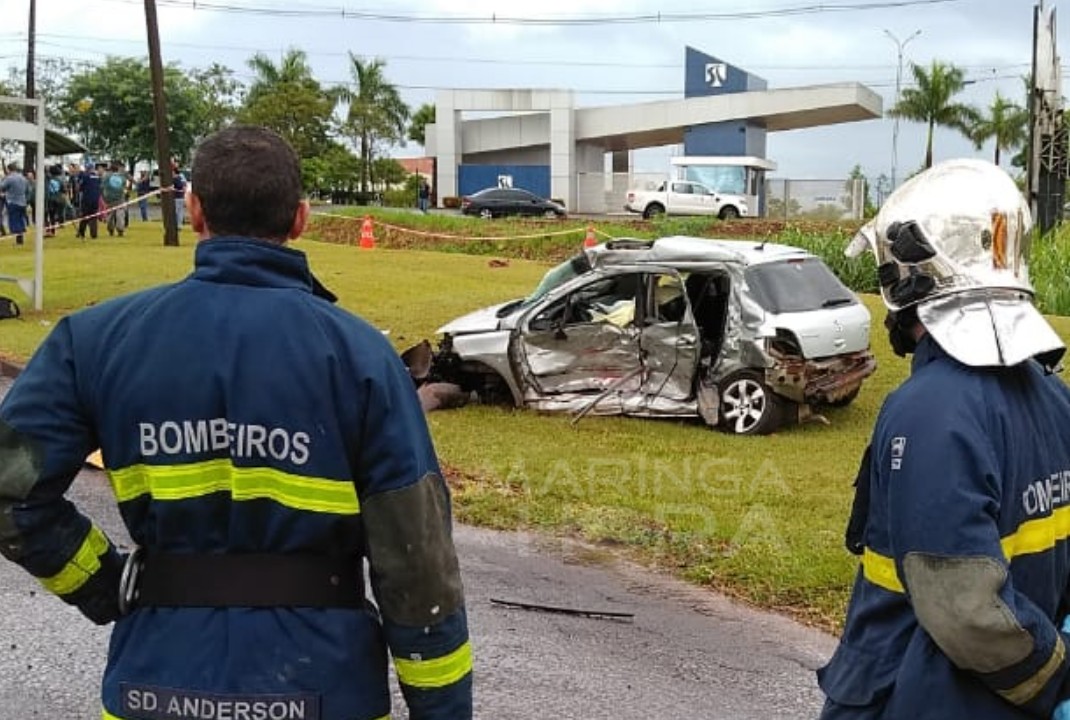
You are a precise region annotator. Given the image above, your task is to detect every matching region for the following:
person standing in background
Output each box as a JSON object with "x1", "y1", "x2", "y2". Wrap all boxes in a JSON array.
[
  {"x1": 136, "y1": 171, "x2": 155, "y2": 222},
  {"x1": 0, "y1": 163, "x2": 31, "y2": 246}
]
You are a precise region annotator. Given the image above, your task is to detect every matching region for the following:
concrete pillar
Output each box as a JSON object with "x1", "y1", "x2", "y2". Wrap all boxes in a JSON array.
[
  {"x1": 548, "y1": 90, "x2": 575, "y2": 211},
  {"x1": 434, "y1": 91, "x2": 460, "y2": 206}
]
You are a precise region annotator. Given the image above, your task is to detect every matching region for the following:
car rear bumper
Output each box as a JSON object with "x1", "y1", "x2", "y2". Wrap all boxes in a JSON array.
[{"x1": 767, "y1": 349, "x2": 877, "y2": 404}]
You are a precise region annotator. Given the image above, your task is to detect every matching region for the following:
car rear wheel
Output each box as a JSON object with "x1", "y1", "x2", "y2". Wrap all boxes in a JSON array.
[
  {"x1": 718, "y1": 371, "x2": 783, "y2": 435},
  {"x1": 718, "y1": 206, "x2": 741, "y2": 220},
  {"x1": 479, "y1": 208, "x2": 494, "y2": 220},
  {"x1": 643, "y1": 204, "x2": 665, "y2": 220}
]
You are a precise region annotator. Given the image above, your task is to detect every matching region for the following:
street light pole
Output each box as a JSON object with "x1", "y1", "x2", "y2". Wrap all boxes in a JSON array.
[{"x1": 884, "y1": 29, "x2": 921, "y2": 190}]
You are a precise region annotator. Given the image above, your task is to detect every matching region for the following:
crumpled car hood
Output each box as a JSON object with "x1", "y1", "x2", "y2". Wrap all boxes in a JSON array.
[{"x1": 437, "y1": 301, "x2": 518, "y2": 336}]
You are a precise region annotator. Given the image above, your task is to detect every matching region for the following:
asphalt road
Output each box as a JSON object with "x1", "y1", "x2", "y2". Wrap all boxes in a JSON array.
[{"x1": 0, "y1": 375, "x2": 837, "y2": 719}]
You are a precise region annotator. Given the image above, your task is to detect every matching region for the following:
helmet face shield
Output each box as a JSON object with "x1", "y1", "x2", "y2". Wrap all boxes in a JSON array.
[{"x1": 847, "y1": 158, "x2": 1063, "y2": 368}]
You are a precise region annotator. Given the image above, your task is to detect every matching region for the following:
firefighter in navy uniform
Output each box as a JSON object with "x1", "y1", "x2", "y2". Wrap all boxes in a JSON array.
[
  {"x1": 0, "y1": 126, "x2": 472, "y2": 720},
  {"x1": 818, "y1": 158, "x2": 1070, "y2": 719}
]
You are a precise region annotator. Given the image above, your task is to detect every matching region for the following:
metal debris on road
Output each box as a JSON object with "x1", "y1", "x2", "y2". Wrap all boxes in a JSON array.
[{"x1": 490, "y1": 597, "x2": 635, "y2": 622}]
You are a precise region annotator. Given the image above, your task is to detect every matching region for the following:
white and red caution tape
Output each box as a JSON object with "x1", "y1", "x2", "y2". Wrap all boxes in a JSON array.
[{"x1": 35, "y1": 187, "x2": 172, "y2": 235}]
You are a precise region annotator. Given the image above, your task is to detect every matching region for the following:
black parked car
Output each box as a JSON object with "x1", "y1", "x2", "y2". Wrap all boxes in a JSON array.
[{"x1": 460, "y1": 187, "x2": 566, "y2": 219}]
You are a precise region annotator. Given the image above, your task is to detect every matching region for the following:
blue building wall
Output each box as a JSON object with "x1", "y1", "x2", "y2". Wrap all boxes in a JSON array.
[
  {"x1": 458, "y1": 165, "x2": 551, "y2": 199},
  {"x1": 682, "y1": 46, "x2": 768, "y2": 158}
]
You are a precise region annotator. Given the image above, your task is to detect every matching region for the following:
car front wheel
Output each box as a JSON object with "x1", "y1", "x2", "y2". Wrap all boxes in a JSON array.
[
  {"x1": 718, "y1": 371, "x2": 783, "y2": 435},
  {"x1": 719, "y1": 206, "x2": 741, "y2": 220},
  {"x1": 543, "y1": 209, "x2": 559, "y2": 219}
]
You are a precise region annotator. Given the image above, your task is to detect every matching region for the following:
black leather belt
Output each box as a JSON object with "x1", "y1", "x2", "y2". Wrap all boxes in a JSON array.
[{"x1": 119, "y1": 550, "x2": 365, "y2": 613}]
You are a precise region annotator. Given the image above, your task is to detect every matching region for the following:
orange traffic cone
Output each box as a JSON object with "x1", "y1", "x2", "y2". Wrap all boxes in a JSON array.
[
  {"x1": 359, "y1": 216, "x2": 376, "y2": 249},
  {"x1": 583, "y1": 225, "x2": 597, "y2": 248}
]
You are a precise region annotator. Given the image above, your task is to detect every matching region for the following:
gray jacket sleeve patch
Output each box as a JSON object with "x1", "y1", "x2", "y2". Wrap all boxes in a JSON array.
[
  {"x1": 0, "y1": 419, "x2": 43, "y2": 561},
  {"x1": 363, "y1": 472, "x2": 465, "y2": 626},
  {"x1": 903, "y1": 552, "x2": 1032, "y2": 673}
]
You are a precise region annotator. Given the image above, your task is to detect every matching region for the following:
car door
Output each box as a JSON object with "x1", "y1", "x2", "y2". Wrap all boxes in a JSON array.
[
  {"x1": 637, "y1": 270, "x2": 701, "y2": 401},
  {"x1": 696, "y1": 183, "x2": 719, "y2": 215},
  {"x1": 512, "y1": 272, "x2": 644, "y2": 396},
  {"x1": 670, "y1": 182, "x2": 704, "y2": 215}
]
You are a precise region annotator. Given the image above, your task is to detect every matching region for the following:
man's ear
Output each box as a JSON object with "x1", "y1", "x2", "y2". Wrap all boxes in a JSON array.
[
  {"x1": 288, "y1": 199, "x2": 311, "y2": 240},
  {"x1": 187, "y1": 190, "x2": 208, "y2": 237}
]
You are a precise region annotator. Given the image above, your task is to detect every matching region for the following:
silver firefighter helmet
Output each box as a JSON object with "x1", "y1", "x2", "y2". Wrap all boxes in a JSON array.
[{"x1": 846, "y1": 158, "x2": 1064, "y2": 368}]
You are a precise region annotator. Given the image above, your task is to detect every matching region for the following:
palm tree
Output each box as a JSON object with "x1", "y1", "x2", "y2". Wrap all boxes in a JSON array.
[
  {"x1": 408, "y1": 103, "x2": 436, "y2": 146},
  {"x1": 888, "y1": 60, "x2": 980, "y2": 169},
  {"x1": 338, "y1": 55, "x2": 410, "y2": 194},
  {"x1": 971, "y1": 92, "x2": 1028, "y2": 166},
  {"x1": 239, "y1": 49, "x2": 336, "y2": 161},
  {"x1": 245, "y1": 49, "x2": 315, "y2": 106}
]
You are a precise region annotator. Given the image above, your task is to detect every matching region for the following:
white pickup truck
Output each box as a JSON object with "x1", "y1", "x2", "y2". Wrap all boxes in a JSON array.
[{"x1": 624, "y1": 180, "x2": 749, "y2": 220}]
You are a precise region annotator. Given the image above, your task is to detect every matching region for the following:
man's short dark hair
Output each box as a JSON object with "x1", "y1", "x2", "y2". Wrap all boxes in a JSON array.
[{"x1": 191, "y1": 125, "x2": 302, "y2": 241}]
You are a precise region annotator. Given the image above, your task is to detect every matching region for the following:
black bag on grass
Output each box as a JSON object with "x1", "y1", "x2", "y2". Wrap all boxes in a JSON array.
[{"x1": 0, "y1": 296, "x2": 20, "y2": 320}]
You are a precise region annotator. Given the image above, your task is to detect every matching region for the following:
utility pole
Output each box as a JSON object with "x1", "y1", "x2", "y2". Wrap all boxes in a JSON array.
[
  {"x1": 22, "y1": 0, "x2": 36, "y2": 174},
  {"x1": 144, "y1": 0, "x2": 178, "y2": 246},
  {"x1": 884, "y1": 29, "x2": 921, "y2": 190}
]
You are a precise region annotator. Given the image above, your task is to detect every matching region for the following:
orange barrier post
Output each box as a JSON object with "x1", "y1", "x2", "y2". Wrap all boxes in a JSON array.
[
  {"x1": 359, "y1": 216, "x2": 376, "y2": 249},
  {"x1": 583, "y1": 225, "x2": 597, "y2": 248}
]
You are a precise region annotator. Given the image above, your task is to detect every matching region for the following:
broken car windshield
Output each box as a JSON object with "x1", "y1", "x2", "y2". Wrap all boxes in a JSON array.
[{"x1": 521, "y1": 254, "x2": 592, "y2": 308}]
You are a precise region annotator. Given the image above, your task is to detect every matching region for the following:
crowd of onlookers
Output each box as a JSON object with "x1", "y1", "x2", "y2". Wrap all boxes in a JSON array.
[{"x1": 0, "y1": 160, "x2": 189, "y2": 243}]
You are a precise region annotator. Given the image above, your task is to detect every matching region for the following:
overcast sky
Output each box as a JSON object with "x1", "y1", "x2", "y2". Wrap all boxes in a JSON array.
[{"x1": 1, "y1": 0, "x2": 1065, "y2": 185}]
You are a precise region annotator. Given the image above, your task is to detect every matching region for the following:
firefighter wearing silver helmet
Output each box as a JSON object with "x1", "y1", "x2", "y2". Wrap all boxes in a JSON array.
[{"x1": 820, "y1": 158, "x2": 1070, "y2": 719}]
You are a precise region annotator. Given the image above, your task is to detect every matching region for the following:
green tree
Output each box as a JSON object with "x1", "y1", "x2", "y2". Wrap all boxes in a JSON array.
[
  {"x1": 6, "y1": 57, "x2": 80, "y2": 131},
  {"x1": 970, "y1": 92, "x2": 1028, "y2": 167},
  {"x1": 888, "y1": 60, "x2": 980, "y2": 169},
  {"x1": 238, "y1": 49, "x2": 336, "y2": 161},
  {"x1": 338, "y1": 55, "x2": 409, "y2": 193},
  {"x1": 56, "y1": 56, "x2": 206, "y2": 170},
  {"x1": 189, "y1": 63, "x2": 241, "y2": 141},
  {"x1": 301, "y1": 141, "x2": 362, "y2": 199},
  {"x1": 372, "y1": 157, "x2": 406, "y2": 190},
  {"x1": 408, "y1": 103, "x2": 435, "y2": 146}
]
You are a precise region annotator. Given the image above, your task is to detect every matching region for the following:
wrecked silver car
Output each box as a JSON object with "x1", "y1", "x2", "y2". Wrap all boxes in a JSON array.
[{"x1": 408, "y1": 236, "x2": 877, "y2": 434}]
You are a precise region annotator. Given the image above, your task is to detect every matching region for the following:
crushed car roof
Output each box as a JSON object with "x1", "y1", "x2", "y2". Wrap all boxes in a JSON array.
[{"x1": 587, "y1": 236, "x2": 810, "y2": 268}]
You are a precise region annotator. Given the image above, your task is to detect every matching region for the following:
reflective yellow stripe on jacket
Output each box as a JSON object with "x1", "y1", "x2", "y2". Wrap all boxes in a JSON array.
[
  {"x1": 862, "y1": 504, "x2": 1070, "y2": 594},
  {"x1": 107, "y1": 459, "x2": 359, "y2": 515},
  {"x1": 39, "y1": 524, "x2": 110, "y2": 596},
  {"x1": 394, "y1": 640, "x2": 474, "y2": 689}
]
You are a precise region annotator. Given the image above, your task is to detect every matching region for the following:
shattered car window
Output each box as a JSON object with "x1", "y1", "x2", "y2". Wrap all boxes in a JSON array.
[
  {"x1": 521, "y1": 253, "x2": 593, "y2": 308},
  {"x1": 745, "y1": 259, "x2": 858, "y2": 314}
]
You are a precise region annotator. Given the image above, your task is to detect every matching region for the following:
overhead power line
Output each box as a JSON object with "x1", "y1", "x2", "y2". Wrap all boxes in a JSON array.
[
  {"x1": 102, "y1": 0, "x2": 960, "y2": 24},
  {"x1": 16, "y1": 31, "x2": 1033, "y2": 77}
]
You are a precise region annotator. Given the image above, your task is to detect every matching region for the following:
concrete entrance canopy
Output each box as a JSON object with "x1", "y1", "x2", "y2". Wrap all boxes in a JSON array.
[{"x1": 429, "y1": 81, "x2": 881, "y2": 213}]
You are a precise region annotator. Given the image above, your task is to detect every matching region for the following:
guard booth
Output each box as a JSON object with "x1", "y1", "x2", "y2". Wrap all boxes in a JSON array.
[{"x1": 670, "y1": 156, "x2": 777, "y2": 217}]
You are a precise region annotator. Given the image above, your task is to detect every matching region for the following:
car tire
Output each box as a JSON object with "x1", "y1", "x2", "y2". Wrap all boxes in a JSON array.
[
  {"x1": 543, "y1": 209, "x2": 558, "y2": 219},
  {"x1": 642, "y1": 204, "x2": 665, "y2": 220},
  {"x1": 479, "y1": 208, "x2": 494, "y2": 220},
  {"x1": 718, "y1": 206, "x2": 741, "y2": 220},
  {"x1": 718, "y1": 370, "x2": 784, "y2": 435}
]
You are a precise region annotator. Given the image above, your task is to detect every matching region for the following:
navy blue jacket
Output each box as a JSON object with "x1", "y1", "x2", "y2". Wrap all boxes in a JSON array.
[
  {"x1": 819, "y1": 334, "x2": 1070, "y2": 718},
  {"x1": 0, "y1": 237, "x2": 472, "y2": 720}
]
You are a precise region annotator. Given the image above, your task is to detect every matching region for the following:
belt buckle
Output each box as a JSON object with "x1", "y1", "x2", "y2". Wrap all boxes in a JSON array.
[{"x1": 118, "y1": 547, "x2": 144, "y2": 616}]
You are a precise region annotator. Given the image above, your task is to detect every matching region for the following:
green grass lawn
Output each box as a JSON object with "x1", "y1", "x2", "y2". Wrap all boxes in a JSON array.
[{"x1": 4, "y1": 219, "x2": 1068, "y2": 630}]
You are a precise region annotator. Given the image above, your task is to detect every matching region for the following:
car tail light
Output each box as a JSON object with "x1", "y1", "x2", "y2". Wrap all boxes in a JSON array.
[
  {"x1": 461, "y1": 196, "x2": 471, "y2": 208},
  {"x1": 627, "y1": 192, "x2": 635, "y2": 202}
]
